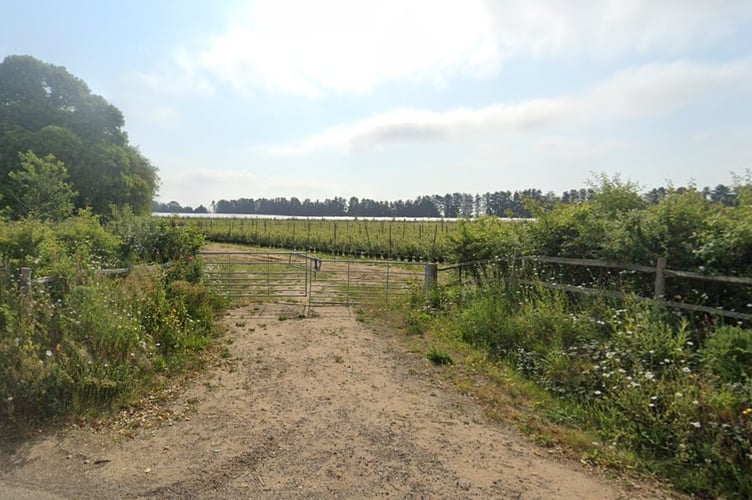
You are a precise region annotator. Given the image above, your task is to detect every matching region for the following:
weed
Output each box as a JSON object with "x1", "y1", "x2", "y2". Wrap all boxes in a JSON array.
[
  {"x1": 405, "y1": 310, "x2": 431, "y2": 336},
  {"x1": 407, "y1": 280, "x2": 752, "y2": 498},
  {"x1": 427, "y1": 346, "x2": 454, "y2": 366},
  {"x1": 0, "y1": 213, "x2": 224, "y2": 432}
]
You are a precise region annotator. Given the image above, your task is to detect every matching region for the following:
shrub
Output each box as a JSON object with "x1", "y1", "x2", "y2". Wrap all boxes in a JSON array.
[
  {"x1": 424, "y1": 278, "x2": 752, "y2": 497},
  {"x1": 702, "y1": 326, "x2": 752, "y2": 384},
  {"x1": 0, "y1": 211, "x2": 223, "y2": 428}
]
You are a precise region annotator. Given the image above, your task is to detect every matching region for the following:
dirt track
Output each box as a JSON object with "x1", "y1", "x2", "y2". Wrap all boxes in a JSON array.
[{"x1": 0, "y1": 303, "x2": 669, "y2": 499}]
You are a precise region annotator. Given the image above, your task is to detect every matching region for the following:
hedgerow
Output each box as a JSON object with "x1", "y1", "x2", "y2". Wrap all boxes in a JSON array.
[
  {"x1": 0, "y1": 213, "x2": 222, "y2": 428},
  {"x1": 424, "y1": 175, "x2": 752, "y2": 497}
]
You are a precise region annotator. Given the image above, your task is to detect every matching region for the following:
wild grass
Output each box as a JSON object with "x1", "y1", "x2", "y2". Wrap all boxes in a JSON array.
[
  {"x1": 0, "y1": 213, "x2": 225, "y2": 432},
  {"x1": 407, "y1": 281, "x2": 752, "y2": 498}
]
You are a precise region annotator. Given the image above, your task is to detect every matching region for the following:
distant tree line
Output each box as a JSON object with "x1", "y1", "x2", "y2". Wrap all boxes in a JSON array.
[
  {"x1": 153, "y1": 200, "x2": 209, "y2": 214},
  {"x1": 156, "y1": 183, "x2": 739, "y2": 218}
]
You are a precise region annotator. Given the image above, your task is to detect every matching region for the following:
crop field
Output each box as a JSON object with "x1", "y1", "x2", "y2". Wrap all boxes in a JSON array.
[{"x1": 185, "y1": 217, "x2": 460, "y2": 261}]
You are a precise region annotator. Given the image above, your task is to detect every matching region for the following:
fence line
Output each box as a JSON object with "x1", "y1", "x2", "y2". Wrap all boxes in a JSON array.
[
  {"x1": 442, "y1": 255, "x2": 752, "y2": 322},
  {"x1": 19, "y1": 263, "x2": 171, "y2": 294},
  {"x1": 15, "y1": 253, "x2": 752, "y2": 321}
]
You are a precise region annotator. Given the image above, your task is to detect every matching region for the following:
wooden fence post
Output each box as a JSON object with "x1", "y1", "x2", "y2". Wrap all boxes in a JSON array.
[
  {"x1": 424, "y1": 263, "x2": 438, "y2": 291},
  {"x1": 21, "y1": 267, "x2": 32, "y2": 294},
  {"x1": 654, "y1": 256, "x2": 667, "y2": 299}
]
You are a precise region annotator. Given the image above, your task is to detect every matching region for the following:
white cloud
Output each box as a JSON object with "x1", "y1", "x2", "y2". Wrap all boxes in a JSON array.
[
  {"x1": 153, "y1": 0, "x2": 752, "y2": 98},
  {"x1": 586, "y1": 60, "x2": 752, "y2": 117},
  {"x1": 487, "y1": 0, "x2": 752, "y2": 58},
  {"x1": 192, "y1": 0, "x2": 498, "y2": 97},
  {"x1": 262, "y1": 99, "x2": 574, "y2": 155},
  {"x1": 260, "y1": 59, "x2": 752, "y2": 155}
]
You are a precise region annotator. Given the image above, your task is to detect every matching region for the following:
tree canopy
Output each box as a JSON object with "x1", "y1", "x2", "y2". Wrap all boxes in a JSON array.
[{"x1": 0, "y1": 55, "x2": 158, "y2": 217}]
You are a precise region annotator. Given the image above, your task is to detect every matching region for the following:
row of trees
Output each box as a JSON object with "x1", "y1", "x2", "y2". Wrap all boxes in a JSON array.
[
  {"x1": 152, "y1": 200, "x2": 209, "y2": 214},
  {"x1": 160, "y1": 184, "x2": 739, "y2": 218}
]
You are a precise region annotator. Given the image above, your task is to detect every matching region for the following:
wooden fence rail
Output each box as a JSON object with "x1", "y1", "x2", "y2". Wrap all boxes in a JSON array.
[
  {"x1": 440, "y1": 255, "x2": 752, "y2": 322},
  {"x1": 18, "y1": 263, "x2": 170, "y2": 294}
]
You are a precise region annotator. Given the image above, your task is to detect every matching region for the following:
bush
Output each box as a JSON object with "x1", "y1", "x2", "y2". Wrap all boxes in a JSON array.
[
  {"x1": 0, "y1": 212, "x2": 223, "y2": 428},
  {"x1": 428, "y1": 278, "x2": 752, "y2": 497},
  {"x1": 702, "y1": 326, "x2": 752, "y2": 384}
]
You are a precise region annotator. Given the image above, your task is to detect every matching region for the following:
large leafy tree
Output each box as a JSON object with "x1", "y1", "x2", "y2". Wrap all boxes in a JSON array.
[{"x1": 0, "y1": 55, "x2": 158, "y2": 216}]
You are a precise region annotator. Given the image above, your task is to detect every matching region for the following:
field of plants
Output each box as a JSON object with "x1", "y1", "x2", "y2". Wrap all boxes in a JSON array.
[
  {"x1": 185, "y1": 217, "x2": 463, "y2": 261},
  {"x1": 0, "y1": 211, "x2": 222, "y2": 429}
]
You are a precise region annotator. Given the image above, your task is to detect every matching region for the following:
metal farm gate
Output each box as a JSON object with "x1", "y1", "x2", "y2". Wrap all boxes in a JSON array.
[
  {"x1": 200, "y1": 252, "x2": 309, "y2": 298},
  {"x1": 199, "y1": 251, "x2": 428, "y2": 307}
]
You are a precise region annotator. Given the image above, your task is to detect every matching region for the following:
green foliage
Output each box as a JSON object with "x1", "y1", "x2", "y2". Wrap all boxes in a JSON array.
[
  {"x1": 695, "y1": 202, "x2": 752, "y2": 274},
  {"x1": 155, "y1": 218, "x2": 205, "y2": 262},
  {"x1": 420, "y1": 172, "x2": 752, "y2": 496},
  {"x1": 105, "y1": 210, "x2": 205, "y2": 267},
  {"x1": 189, "y1": 216, "x2": 457, "y2": 261},
  {"x1": 605, "y1": 186, "x2": 714, "y2": 268},
  {"x1": 0, "y1": 216, "x2": 55, "y2": 269},
  {"x1": 431, "y1": 173, "x2": 752, "y2": 496},
  {"x1": 0, "y1": 212, "x2": 222, "y2": 428},
  {"x1": 528, "y1": 202, "x2": 606, "y2": 258},
  {"x1": 588, "y1": 173, "x2": 646, "y2": 215},
  {"x1": 5, "y1": 151, "x2": 76, "y2": 221},
  {"x1": 426, "y1": 345, "x2": 454, "y2": 365},
  {"x1": 0, "y1": 55, "x2": 158, "y2": 216},
  {"x1": 703, "y1": 326, "x2": 752, "y2": 384},
  {"x1": 53, "y1": 210, "x2": 121, "y2": 273},
  {"x1": 421, "y1": 276, "x2": 752, "y2": 497},
  {"x1": 449, "y1": 174, "x2": 752, "y2": 319},
  {"x1": 451, "y1": 215, "x2": 525, "y2": 262}
]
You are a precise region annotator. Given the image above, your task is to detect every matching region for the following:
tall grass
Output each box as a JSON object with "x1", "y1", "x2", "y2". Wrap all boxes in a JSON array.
[
  {"x1": 421, "y1": 280, "x2": 752, "y2": 497},
  {"x1": 0, "y1": 214, "x2": 224, "y2": 429}
]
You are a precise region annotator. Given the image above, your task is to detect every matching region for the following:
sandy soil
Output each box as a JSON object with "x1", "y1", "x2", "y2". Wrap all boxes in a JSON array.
[{"x1": 0, "y1": 302, "x2": 672, "y2": 499}]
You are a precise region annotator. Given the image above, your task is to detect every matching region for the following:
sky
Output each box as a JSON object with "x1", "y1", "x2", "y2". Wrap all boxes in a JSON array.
[{"x1": 2, "y1": 0, "x2": 752, "y2": 208}]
